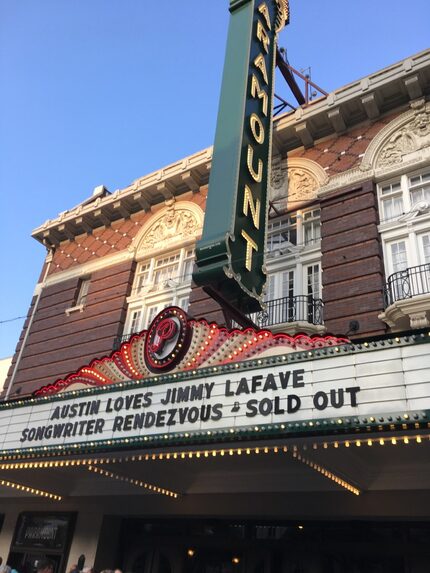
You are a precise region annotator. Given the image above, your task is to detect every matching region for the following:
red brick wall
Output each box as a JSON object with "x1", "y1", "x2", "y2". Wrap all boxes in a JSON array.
[
  {"x1": 4, "y1": 259, "x2": 135, "y2": 397},
  {"x1": 188, "y1": 284, "x2": 226, "y2": 326},
  {"x1": 288, "y1": 112, "x2": 398, "y2": 175},
  {"x1": 320, "y1": 180, "x2": 386, "y2": 338},
  {"x1": 49, "y1": 190, "x2": 207, "y2": 275}
]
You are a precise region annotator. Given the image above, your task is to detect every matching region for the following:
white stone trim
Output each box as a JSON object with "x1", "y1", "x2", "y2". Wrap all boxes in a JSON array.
[
  {"x1": 284, "y1": 157, "x2": 329, "y2": 186},
  {"x1": 319, "y1": 101, "x2": 430, "y2": 196},
  {"x1": 44, "y1": 249, "x2": 134, "y2": 288},
  {"x1": 128, "y1": 200, "x2": 204, "y2": 257}
]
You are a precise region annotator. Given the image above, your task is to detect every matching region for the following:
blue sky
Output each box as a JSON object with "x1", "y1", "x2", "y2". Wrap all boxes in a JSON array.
[{"x1": 1, "y1": 0, "x2": 429, "y2": 358}]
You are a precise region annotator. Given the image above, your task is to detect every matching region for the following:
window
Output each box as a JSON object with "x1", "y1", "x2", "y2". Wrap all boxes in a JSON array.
[
  {"x1": 389, "y1": 241, "x2": 408, "y2": 274},
  {"x1": 379, "y1": 181, "x2": 403, "y2": 222},
  {"x1": 421, "y1": 235, "x2": 430, "y2": 264},
  {"x1": 65, "y1": 277, "x2": 91, "y2": 315},
  {"x1": 135, "y1": 263, "x2": 151, "y2": 295},
  {"x1": 153, "y1": 253, "x2": 181, "y2": 288},
  {"x1": 177, "y1": 295, "x2": 190, "y2": 312},
  {"x1": 378, "y1": 169, "x2": 430, "y2": 223},
  {"x1": 181, "y1": 249, "x2": 195, "y2": 282},
  {"x1": 267, "y1": 215, "x2": 297, "y2": 252},
  {"x1": 129, "y1": 310, "x2": 142, "y2": 334},
  {"x1": 264, "y1": 270, "x2": 295, "y2": 302},
  {"x1": 303, "y1": 208, "x2": 321, "y2": 245},
  {"x1": 76, "y1": 277, "x2": 90, "y2": 306},
  {"x1": 409, "y1": 171, "x2": 430, "y2": 208},
  {"x1": 125, "y1": 248, "x2": 194, "y2": 334},
  {"x1": 263, "y1": 206, "x2": 322, "y2": 328}
]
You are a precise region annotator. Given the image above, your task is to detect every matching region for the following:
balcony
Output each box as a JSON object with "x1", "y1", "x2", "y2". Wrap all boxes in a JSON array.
[
  {"x1": 380, "y1": 263, "x2": 430, "y2": 330},
  {"x1": 247, "y1": 295, "x2": 324, "y2": 334},
  {"x1": 231, "y1": 295, "x2": 325, "y2": 335},
  {"x1": 113, "y1": 333, "x2": 135, "y2": 351},
  {"x1": 114, "y1": 296, "x2": 325, "y2": 351}
]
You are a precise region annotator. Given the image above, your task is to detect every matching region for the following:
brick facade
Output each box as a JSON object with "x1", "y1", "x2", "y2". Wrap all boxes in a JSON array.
[
  {"x1": 4, "y1": 108, "x2": 409, "y2": 398},
  {"x1": 3, "y1": 259, "x2": 135, "y2": 398},
  {"x1": 320, "y1": 180, "x2": 386, "y2": 337}
]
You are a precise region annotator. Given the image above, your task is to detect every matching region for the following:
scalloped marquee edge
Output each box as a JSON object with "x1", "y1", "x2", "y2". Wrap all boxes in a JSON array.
[{"x1": 34, "y1": 308, "x2": 349, "y2": 397}]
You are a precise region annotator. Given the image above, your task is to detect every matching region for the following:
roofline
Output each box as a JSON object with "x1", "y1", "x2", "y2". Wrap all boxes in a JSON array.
[{"x1": 33, "y1": 48, "x2": 430, "y2": 246}]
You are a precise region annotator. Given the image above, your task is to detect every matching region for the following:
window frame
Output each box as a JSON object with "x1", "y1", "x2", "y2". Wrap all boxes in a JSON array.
[{"x1": 125, "y1": 247, "x2": 194, "y2": 333}]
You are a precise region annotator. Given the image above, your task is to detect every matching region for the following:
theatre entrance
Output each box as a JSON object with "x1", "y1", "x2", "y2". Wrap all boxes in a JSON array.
[{"x1": 115, "y1": 518, "x2": 430, "y2": 573}]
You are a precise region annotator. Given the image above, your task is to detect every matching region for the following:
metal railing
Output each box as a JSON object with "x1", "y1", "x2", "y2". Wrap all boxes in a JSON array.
[
  {"x1": 113, "y1": 333, "x2": 136, "y2": 351},
  {"x1": 114, "y1": 295, "x2": 324, "y2": 350},
  {"x1": 247, "y1": 295, "x2": 323, "y2": 329},
  {"x1": 384, "y1": 263, "x2": 430, "y2": 308}
]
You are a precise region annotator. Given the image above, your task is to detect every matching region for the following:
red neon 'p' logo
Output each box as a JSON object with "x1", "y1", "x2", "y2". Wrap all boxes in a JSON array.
[{"x1": 149, "y1": 318, "x2": 178, "y2": 354}]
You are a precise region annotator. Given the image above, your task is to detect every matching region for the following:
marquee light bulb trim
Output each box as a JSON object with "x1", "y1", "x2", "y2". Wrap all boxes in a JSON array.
[
  {"x1": 32, "y1": 310, "x2": 350, "y2": 397},
  {"x1": 0, "y1": 478, "x2": 62, "y2": 500},
  {"x1": 86, "y1": 465, "x2": 179, "y2": 498},
  {"x1": 291, "y1": 451, "x2": 360, "y2": 495},
  {"x1": 0, "y1": 328, "x2": 428, "y2": 422},
  {"x1": 0, "y1": 409, "x2": 428, "y2": 462}
]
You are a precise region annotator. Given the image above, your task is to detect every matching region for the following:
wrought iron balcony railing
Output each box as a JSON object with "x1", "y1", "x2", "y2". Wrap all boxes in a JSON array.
[
  {"x1": 247, "y1": 295, "x2": 323, "y2": 329},
  {"x1": 114, "y1": 295, "x2": 324, "y2": 351},
  {"x1": 384, "y1": 263, "x2": 430, "y2": 308},
  {"x1": 113, "y1": 333, "x2": 135, "y2": 351}
]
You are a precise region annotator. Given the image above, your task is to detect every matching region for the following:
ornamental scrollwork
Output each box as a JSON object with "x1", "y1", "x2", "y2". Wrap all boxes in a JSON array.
[
  {"x1": 142, "y1": 201, "x2": 200, "y2": 250},
  {"x1": 377, "y1": 100, "x2": 430, "y2": 168},
  {"x1": 287, "y1": 168, "x2": 318, "y2": 204}
]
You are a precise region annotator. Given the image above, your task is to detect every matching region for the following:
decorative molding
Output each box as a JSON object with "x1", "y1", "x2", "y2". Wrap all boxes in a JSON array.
[
  {"x1": 129, "y1": 200, "x2": 204, "y2": 256},
  {"x1": 363, "y1": 99, "x2": 430, "y2": 171},
  {"x1": 288, "y1": 168, "x2": 319, "y2": 204},
  {"x1": 269, "y1": 155, "x2": 288, "y2": 206},
  {"x1": 319, "y1": 101, "x2": 430, "y2": 196},
  {"x1": 271, "y1": 157, "x2": 328, "y2": 210},
  {"x1": 379, "y1": 293, "x2": 430, "y2": 330},
  {"x1": 43, "y1": 249, "x2": 135, "y2": 288}
]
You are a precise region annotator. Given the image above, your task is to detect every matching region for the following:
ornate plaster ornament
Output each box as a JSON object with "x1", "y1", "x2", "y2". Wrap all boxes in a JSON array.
[
  {"x1": 270, "y1": 157, "x2": 328, "y2": 209},
  {"x1": 130, "y1": 200, "x2": 204, "y2": 254},
  {"x1": 287, "y1": 168, "x2": 319, "y2": 204},
  {"x1": 374, "y1": 100, "x2": 430, "y2": 169}
]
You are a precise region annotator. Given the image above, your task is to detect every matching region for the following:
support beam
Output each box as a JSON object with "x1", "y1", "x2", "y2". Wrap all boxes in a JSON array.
[
  {"x1": 75, "y1": 215, "x2": 94, "y2": 234},
  {"x1": 112, "y1": 198, "x2": 133, "y2": 219},
  {"x1": 295, "y1": 122, "x2": 314, "y2": 148},
  {"x1": 133, "y1": 190, "x2": 151, "y2": 211},
  {"x1": 276, "y1": 49, "x2": 306, "y2": 105},
  {"x1": 181, "y1": 170, "x2": 200, "y2": 192},
  {"x1": 361, "y1": 93, "x2": 380, "y2": 119},
  {"x1": 93, "y1": 208, "x2": 111, "y2": 227},
  {"x1": 58, "y1": 222, "x2": 76, "y2": 241},
  {"x1": 404, "y1": 74, "x2": 423, "y2": 100},
  {"x1": 157, "y1": 180, "x2": 176, "y2": 200},
  {"x1": 42, "y1": 228, "x2": 62, "y2": 245},
  {"x1": 202, "y1": 286, "x2": 257, "y2": 330},
  {"x1": 328, "y1": 107, "x2": 346, "y2": 133}
]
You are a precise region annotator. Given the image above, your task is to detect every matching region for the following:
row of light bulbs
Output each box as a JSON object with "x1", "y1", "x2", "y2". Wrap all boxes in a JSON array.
[
  {"x1": 0, "y1": 433, "x2": 427, "y2": 472},
  {"x1": 86, "y1": 465, "x2": 179, "y2": 498},
  {"x1": 0, "y1": 433, "x2": 427, "y2": 501},
  {"x1": 292, "y1": 452, "x2": 360, "y2": 495},
  {"x1": 0, "y1": 478, "x2": 62, "y2": 501}
]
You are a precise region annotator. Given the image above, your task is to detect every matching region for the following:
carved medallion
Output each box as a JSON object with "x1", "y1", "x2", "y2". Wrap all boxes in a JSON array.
[
  {"x1": 143, "y1": 201, "x2": 199, "y2": 250},
  {"x1": 287, "y1": 168, "x2": 318, "y2": 203},
  {"x1": 377, "y1": 100, "x2": 430, "y2": 168},
  {"x1": 144, "y1": 307, "x2": 192, "y2": 372}
]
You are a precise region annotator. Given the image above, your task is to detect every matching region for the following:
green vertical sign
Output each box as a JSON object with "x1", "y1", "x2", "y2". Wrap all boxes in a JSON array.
[{"x1": 193, "y1": 0, "x2": 289, "y2": 314}]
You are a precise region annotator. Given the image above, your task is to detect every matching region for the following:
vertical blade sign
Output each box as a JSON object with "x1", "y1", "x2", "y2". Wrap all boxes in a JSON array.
[{"x1": 193, "y1": 0, "x2": 290, "y2": 314}]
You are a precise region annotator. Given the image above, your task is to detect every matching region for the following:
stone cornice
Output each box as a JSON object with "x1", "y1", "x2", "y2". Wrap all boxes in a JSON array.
[
  {"x1": 32, "y1": 49, "x2": 430, "y2": 246},
  {"x1": 274, "y1": 48, "x2": 430, "y2": 151},
  {"x1": 32, "y1": 147, "x2": 212, "y2": 246}
]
